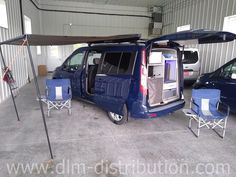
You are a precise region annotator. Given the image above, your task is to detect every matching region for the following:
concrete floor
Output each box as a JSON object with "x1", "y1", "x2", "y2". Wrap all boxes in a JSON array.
[{"x1": 0, "y1": 77, "x2": 236, "y2": 177}]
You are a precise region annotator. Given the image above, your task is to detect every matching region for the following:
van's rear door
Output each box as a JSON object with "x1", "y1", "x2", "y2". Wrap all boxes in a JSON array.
[
  {"x1": 147, "y1": 30, "x2": 236, "y2": 46},
  {"x1": 94, "y1": 51, "x2": 137, "y2": 115}
]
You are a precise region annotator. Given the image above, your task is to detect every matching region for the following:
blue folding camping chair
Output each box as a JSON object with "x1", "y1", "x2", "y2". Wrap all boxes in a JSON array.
[
  {"x1": 183, "y1": 89, "x2": 230, "y2": 138},
  {"x1": 45, "y1": 79, "x2": 72, "y2": 117}
]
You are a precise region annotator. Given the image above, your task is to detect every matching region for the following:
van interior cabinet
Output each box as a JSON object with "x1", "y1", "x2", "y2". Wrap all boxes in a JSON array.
[{"x1": 148, "y1": 49, "x2": 179, "y2": 106}]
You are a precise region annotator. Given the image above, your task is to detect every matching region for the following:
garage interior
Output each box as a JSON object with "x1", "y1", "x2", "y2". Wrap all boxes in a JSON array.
[{"x1": 0, "y1": 0, "x2": 236, "y2": 176}]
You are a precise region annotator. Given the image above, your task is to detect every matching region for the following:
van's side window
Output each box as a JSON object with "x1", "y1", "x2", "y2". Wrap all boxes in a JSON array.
[
  {"x1": 99, "y1": 52, "x2": 135, "y2": 75},
  {"x1": 100, "y1": 53, "x2": 121, "y2": 74},
  {"x1": 87, "y1": 51, "x2": 102, "y2": 65},
  {"x1": 120, "y1": 52, "x2": 136, "y2": 74},
  {"x1": 65, "y1": 51, "x2": 85, "y2": 71}
]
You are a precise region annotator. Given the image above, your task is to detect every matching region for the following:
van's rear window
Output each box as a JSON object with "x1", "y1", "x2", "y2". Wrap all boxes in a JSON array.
[
  {"x1": 98, "y1": 52, "x2": 136, "y2": 75},
  {"x1": 182, "y1": 51, "x2": 198, "y2": 64}
]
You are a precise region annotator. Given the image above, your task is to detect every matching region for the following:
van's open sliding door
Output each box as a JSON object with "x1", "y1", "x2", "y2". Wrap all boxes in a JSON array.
[
  {"x1": 94, "y1": 74, "x2": 132, "y2": 115},
  {"x1": 93, "y1": 51, "x2": 136, "y2": 115}
]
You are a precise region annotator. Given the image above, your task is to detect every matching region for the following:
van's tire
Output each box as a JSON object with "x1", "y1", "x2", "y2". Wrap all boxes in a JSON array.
[{"x1": 107, "y1": 105, "x2": 128, "y2": 125}]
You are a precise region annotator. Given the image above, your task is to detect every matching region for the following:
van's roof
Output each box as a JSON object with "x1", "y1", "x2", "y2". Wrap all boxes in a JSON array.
[
  {"x1": 74, "y1": 43, "x2": 145, "y2": 53},
  {"x1": 91, "y1": 43, "x2": 145, "y2": 47}
]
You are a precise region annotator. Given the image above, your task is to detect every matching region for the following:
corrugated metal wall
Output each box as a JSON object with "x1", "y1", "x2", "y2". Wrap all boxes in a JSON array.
[
  {"x1": 0, "y1": 0, "x2": 27, "y2": 103},
  {"x1": 0, "y1": 0, "x2": 42, "y2": 103},
  {"x1": 40, "y1": 1, "x2": 150, "y2": 38},
  {"x1": 39, "y1": 0, "x2": 151, "y2": 70},
  {"x1": 22, "y1": 0, "x2": 44, "y2": 78},
  {"x1": 163, "y1": 0, "x2": 236, "y2": 74}
]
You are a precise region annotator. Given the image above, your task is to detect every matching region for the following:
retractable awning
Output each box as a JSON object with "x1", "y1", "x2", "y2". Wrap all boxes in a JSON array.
[{"x1": 0, "y1": 34, "x2": 141, "y2": 46}]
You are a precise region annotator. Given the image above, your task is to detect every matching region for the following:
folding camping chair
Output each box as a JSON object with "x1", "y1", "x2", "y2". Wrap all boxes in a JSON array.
[
  {"x1": 183, "y1": 89, "x2": 230, "y2": 138},
  {"x1": 45, "y1": 79, "x2": 72, "y2": 117}
]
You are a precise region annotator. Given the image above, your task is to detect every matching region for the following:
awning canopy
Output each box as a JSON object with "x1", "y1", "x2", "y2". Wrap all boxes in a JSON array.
[{"x1": 0, "y1": 34, "x2": 141, "y2": 46}]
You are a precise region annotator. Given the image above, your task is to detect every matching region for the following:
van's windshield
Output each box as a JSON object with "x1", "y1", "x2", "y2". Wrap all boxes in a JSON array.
[{"x1": 182, "y1": 51, "x2": 198, "y2": 64}]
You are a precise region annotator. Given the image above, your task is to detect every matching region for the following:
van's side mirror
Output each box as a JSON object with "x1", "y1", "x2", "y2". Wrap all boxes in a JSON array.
[
  {"x1": 62, "y1": 65, "x2": 68, "y2": 70},
  {"x1": 211, "y1": 69, "x2": 220, "y2": 78},
  {"x1": 231, "y1": 73, "x2": 236, "y2": 79}
]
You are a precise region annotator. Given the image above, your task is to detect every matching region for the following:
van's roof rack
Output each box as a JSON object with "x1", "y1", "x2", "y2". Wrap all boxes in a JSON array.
[
  {"x1": 137, "y1": 39, "x2": 148, "y2": 43},
  {"x1": 0, "y1": 34, "x2": 141, "y2": 46}
]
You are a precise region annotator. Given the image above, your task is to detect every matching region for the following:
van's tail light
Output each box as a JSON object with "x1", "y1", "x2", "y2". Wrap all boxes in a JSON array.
[{"x1": 140, "y1": 49, "x2": 147, "y2": 95}]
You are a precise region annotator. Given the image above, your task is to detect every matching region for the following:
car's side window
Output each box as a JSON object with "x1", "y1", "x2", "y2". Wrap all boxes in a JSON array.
[
  {"x1": 230, "y1": 62, "x2": 236, "y2": 79},
  {"x1": 219, "y1": 61, "x2": 236, "y2": 79},
  {"x1": 65, "y1": 51, "x2": 85, "y2": 71}
]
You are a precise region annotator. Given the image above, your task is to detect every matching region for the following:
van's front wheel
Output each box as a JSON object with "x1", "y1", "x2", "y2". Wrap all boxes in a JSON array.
[{"x1": 107, "y1": 106, "x2": 128, "y2": 125}]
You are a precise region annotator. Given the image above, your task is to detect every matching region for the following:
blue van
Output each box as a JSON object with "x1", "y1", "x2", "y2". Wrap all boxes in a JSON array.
[{"x1": 52, "y1": 30, "x2": 236, "y2": 124}]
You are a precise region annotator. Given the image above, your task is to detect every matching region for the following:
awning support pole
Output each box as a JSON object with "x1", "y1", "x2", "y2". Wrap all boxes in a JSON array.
[
  {"x1": 26, "y1": 39, "x2": 53, "y2": 159},
  {"x1": 0, "y1": 46, "x2": 20, "y2": 121}
]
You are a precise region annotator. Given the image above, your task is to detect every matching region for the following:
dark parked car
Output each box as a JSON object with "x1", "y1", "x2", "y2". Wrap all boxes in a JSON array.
[{"x1": 194, "y1": 58, "x2": 236, "y2": 112}]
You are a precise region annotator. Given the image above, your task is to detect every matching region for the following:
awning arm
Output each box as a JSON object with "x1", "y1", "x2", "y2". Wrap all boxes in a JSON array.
[{"x1": 25, "y1": 36, "x2": 54, "y2": 159}]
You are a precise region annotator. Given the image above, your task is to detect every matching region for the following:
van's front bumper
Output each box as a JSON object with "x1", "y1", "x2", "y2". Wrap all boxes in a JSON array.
[{"x1": 131, "y1": 99, "x2": 185, "y2": 118}]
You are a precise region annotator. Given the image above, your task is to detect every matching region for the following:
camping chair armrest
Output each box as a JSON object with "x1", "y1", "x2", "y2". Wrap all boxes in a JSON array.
[
  {"x1": 190, "y1": 100, "x2": 199, "y2": 115},
  {"x1": 219, "y1": 101, "x2": 230, "y2": 116}
]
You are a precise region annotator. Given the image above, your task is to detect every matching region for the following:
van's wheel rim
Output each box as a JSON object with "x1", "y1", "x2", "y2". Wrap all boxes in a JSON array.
[{"x1": 110, "y1": 112, "x2": 123, "y2": 121}]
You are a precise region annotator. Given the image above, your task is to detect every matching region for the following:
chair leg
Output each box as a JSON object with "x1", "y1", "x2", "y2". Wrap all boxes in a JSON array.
[
  {"x1": 188, "y1": 117, "x2": 192, "y2": 129},
  {"x1": 197, "y1": 119, "x2": 200, "y2": 137},
  {"x1": 222, "y1": 118, "x2": 227, "y2": 138},
  {"x1": 222, "y1": 128, "x2": 226, "y2": 138},
  {"x1": 212, "y1": 118, "x2": 227, "y2": 138},
  {"x1": 188, "y1": 116, "x2": 200, "y2": 138},
  {"x1": 47, "y1": 103, "x2": 50, "y2": 117},
  {"x1": 68, "y1": 100, "x2": 72, "y2": 115},
  {"x1": 68, "y1": 109, "x2": 72, "y2": 115}
]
